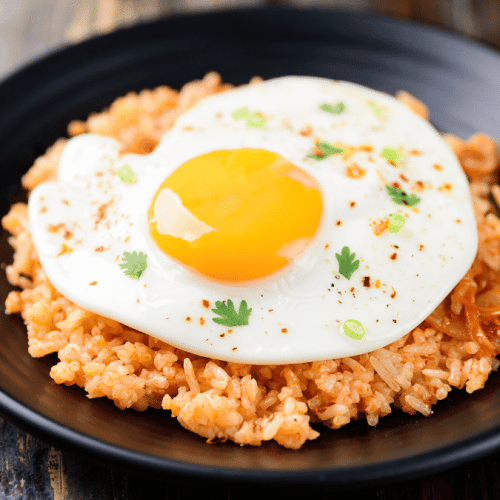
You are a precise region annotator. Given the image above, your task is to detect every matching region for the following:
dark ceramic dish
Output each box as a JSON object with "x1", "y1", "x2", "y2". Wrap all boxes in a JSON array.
[{"x1": 1, "y1": 7, "x2": 500, "y2": 487}]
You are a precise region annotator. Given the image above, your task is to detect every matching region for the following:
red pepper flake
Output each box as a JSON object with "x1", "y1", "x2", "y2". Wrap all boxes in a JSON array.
[
  {"x1": 390, "y1": 287, "x2": 396, "y2": 298},
  {"x1": 324, "y1": 243, "x2": 329, "y2": 250},
  {"x1": 411, "y1": 180, "x2": 425, "y2": 192},
  {"x1": 57, "y1": 244, "x2": 73, "y2": 257},
  {"x1": 419, "y1": 244, "x2": 425, "y2": 251},
  {"x1": 62, "y1": 200, "x2": 70, "y2": 206},
  {"x1": 89, "y1": 281, "x2": 98, "y2": 286},
  {"x1": 94, "y1": 202, "x2": 110, "y2": 228},
  {"x1": 220, "y1": 333, "x2": 225, "y2": 338},
  {"x1": 232, "y1": 347, "x2": 237, "y2": 351},
  {"x1": 359, "y1": 145, "x2": 373, "y2": 152},
  {"x1": 299, "y1": 125, "x2": 313, "y2": 137},
  {"x1": 393, "y1": 319, "x2": 397, "y2": 323},
  {"x1": 363, "y1": 276, "x2": 371, "y2": 288},
  {"x1": 336, "y1": 220, "x2": 342, "y2": 226},
  {"x1": 202, "y1": 299, "x2": 210, "y2": 309},
  {"x1": 281, "y1": 328, "x2": 288, "y2": 333},
  {"x1": 456, "y1": 219, "x2": 462, "y2": 223},
  {"x1": 49, "y1": 223, "x2": 72, "y2": 240},
  {"x1": 408, "y1": 149, "x2": 421, "y2": 155},
  {"x1": 185, "y1": 317, "x2": 191, "y2": 322},
  {"x1": 228, "y1": 329, "x2": 233, "y2": 334},
  {"x1": 438, "y1": 183, "x2": 452, "y2": 192},
  {"x1": 390, "y1": 253, "x2": 397, "y2": 260},
  {"x1": 349, "y1": 201, "x2": 356, "y2": 208},
  {"x1": 398, "y1": 173, "x2": 409, "y2": 182},
  {"x1": 346, "y1": 163, "x2": 366, "y2": 179},
  {"x1": 391, "y1": 181, "x2": 401, "y2": 189},
  {"x1": 95, "y1": 246, "x2": 104, "y2": 252},
  {"x1": 39, "y1": 206, "x2": 47, "y2": 214},
  {"x1": 199, "y1": 317, "x2": 205, "y2": 325},
  {"x1": 375, "y1": 280, "x2": 381, "y2": 289},
  {"x1": 350, "y1": 287, "x2": 355, "y2": 293},
  {"x1": 433, "y1": 163, "x2": 443, "y2": 171},
  {"x1": 373, "y1": 218, "x2": 389, "y2": 236},
  {"x1": 47, "y1": 223, "x2": 63, "y2": 233},
  {"x1": 268, "y1": 309, "x2": 273, "y2": 312},
  {"x1": 312, "y1": 145, "x2": 323, "y2": 157}
]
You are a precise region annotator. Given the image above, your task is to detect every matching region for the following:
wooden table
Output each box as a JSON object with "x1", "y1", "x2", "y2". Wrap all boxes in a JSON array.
[
  {"x1": 2, "y1": 1, "x2": 500, "y2": 498},
  {"x1": 2, "y1": 413, "x2": 500, "y2": 499}
]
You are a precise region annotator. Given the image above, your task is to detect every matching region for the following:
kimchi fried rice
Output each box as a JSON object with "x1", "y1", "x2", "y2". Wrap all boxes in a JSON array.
[{"x1": 3, "y1": 72, "x2": 500, "y2": 449}]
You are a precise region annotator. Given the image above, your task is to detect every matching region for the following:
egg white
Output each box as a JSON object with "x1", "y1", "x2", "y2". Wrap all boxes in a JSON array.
[{"x1": 27, "y1": 76, "x2": 478, "y2": 364}]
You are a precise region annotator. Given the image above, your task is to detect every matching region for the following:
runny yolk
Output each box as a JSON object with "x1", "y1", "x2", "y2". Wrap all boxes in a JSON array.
[{"x1": 148, "y1": 148, "x2": 323, "y2": 284}]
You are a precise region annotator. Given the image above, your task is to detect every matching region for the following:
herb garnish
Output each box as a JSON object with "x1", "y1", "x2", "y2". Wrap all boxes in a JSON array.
[
  {"x1": 307, "y1": 142, "x2": 343, "y2": 160},
  {"x1": 119, "y1": 251, "x2": 147, "y2": 279},
  {"x1": 212, "y1": 299, "x2": 252, "y2": 327},
  {"x1": 232, "y1": 107, "x2": 266, "y2": 128},
  {"x1": 320, "y1": 102, "x2": 346, "y2": 114},
  {"x1": 335, "y1": 246, "x2": 360, "y2": 280},
  {"x1": 385, "y1": 185, "x2": 421, "y2": 207},
  {"x1": 381, "y1": 147, "x2": 404, "y2": 165},
  {"x1": 117, "y1": 165, "x2": 137, "y2": 184},
  {"x1": 343, "y1": 319, "x2": 366, "y2": 340}
]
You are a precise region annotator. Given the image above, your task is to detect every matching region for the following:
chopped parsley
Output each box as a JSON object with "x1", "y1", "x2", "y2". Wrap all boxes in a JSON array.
[
  {"x1": 343, "y1": 319, "x2": 365, "y2": 340},
  {"x1": 232, "y1": 107, "x2": 266, "y2": 128},
  {"x1": 307, "y1": 142, "x2": 343, "y2": 160},
  {"x1": 381, "y1": 147, "x2": 404, "y2": 165},
  {"x1": 335, "y1": 246, "x2": 360, "y2": 280},
  {"x1": 319, "y1": 102, "x2": 346, "y2": 114},
  {"x1": 388, "y1": 213, "x2": 406, "y2": 233},
  {"x1": 212, "y1": 299, "x2": 252, "y2": 327},
  {"x1": 117, "y1": 165, "x2": 136, "y2": 184},
  {"x1": 386, "y1": 185, "x2": 421, "y2": 207},
  {"x1": 119, "y1": 251, "x2": 147, "y2": 279}
]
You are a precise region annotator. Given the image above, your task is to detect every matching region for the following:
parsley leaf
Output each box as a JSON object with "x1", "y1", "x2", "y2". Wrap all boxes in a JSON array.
[
  {"x1": 385, "y1": 185, "x2": 421, "y2": 207},
  {"x1": 307, "y1": 142, "x2": 343, "y2": 160},
  {"x1": 320, "y1": 102, "x2": 346, "y2": 114},
  {"x1": 232, "y1": 107, "x2": 266, "y2": 128},
  {"x1": 381, "y1": 147, "x2": 404, "y2": 165},
  {"x1": 119, "y1": 251, "x2": 147, "y2": 279},
  {"x1": 117, "y1": 165, "x2": 136, "y2": 184},
  {"x1": 212, "y1": 299, "x2": 252, "y2": 327},
  {"x1": 335, "y1": 246, "x2": 360, "y2": 280}
]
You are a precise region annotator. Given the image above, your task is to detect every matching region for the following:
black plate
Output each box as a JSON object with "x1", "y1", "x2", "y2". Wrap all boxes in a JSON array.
[{"x1": 1, "y1": 7, "x2": 500, "y2": 487}]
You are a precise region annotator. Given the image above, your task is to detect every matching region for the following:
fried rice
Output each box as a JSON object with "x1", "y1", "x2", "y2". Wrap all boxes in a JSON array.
[{"x1": 3, "y1": 72, "x2": 500, "y2": 449}]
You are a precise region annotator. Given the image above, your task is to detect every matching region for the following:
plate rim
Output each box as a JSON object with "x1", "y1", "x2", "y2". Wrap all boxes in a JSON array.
[{"x1": 1, "y1": 6, "x2": 500, "y2": 486}]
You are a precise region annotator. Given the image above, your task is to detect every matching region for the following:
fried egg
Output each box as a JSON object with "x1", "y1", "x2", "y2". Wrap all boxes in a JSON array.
[{"x1": 28, "y1": 76, "x2": 478, "y2": 364}]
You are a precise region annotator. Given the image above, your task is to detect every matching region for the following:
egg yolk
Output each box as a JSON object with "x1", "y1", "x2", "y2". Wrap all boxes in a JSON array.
[{"x1": 148, "y1": 148, "x2": 323, "y2": 283}]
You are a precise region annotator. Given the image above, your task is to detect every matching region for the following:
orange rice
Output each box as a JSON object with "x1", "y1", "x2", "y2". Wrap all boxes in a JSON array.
[{"x1": 3, "y1": 72, "x2": 500, "y2": 449}]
